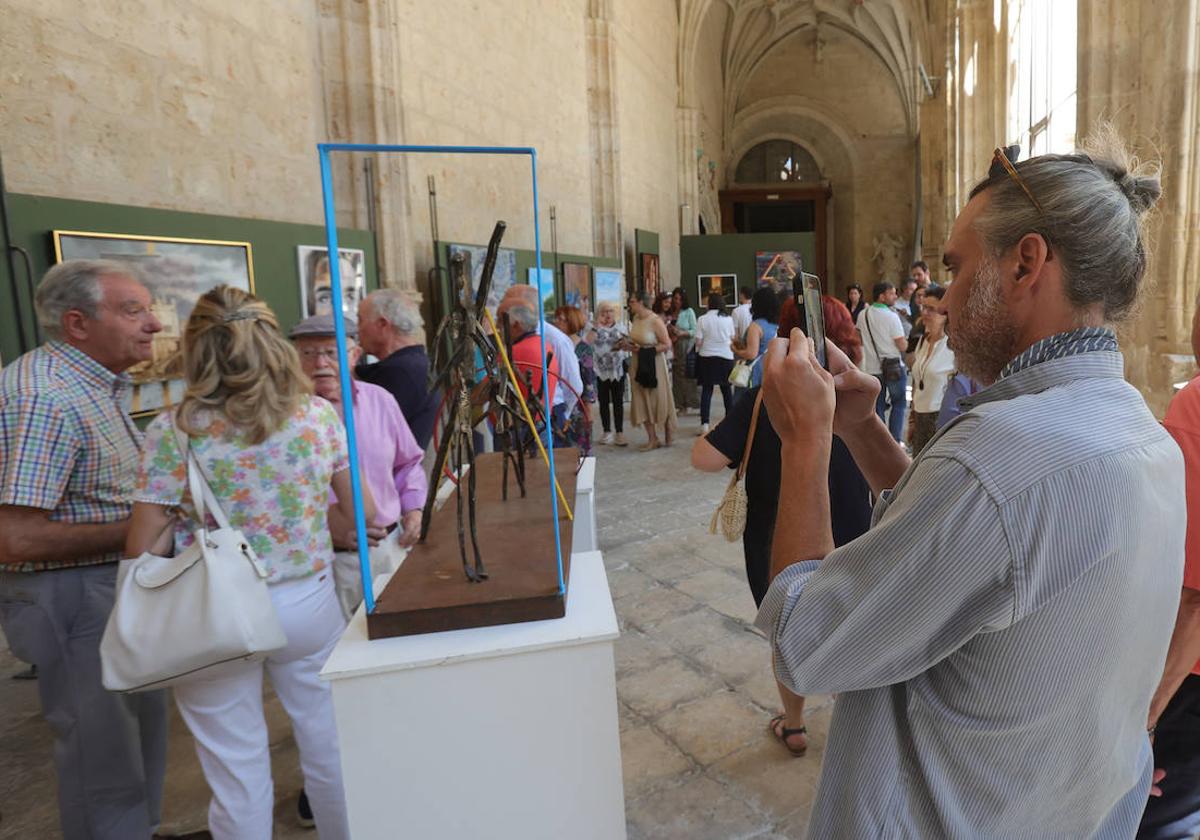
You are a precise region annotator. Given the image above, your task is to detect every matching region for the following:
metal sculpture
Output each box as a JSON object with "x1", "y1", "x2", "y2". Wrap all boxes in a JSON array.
[{"x1": 420, "y1": 221, "x2": 547, "y2": 582}]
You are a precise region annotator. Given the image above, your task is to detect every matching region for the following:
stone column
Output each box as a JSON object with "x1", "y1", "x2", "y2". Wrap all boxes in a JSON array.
[
  {"x1": 317, "y1": 0, "x2": 415, "y2": 290},
  {"x1": 586, "y1": 0, "x2": 622, "y2": 259},
  {"x1": 1078, "y1": 0, "x2": 1200, "y2": 413},
  {"x1": 676, "y1": 107, "x2": 701, "y2": 238}
]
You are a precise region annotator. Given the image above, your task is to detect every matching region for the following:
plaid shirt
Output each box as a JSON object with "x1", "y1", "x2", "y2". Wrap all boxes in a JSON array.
[{"x1": 0, "y1": 341, "x2": 142, "y2": 572}]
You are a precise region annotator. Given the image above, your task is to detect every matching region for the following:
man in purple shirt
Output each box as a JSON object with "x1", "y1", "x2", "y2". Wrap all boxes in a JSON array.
[{"x1": 291, "y1": 314, "x2": 428, "y2": 619}]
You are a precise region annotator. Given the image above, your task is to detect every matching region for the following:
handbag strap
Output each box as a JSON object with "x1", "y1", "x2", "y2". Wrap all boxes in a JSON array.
[
  {"x1": 735, "y1": 390, "x2": 765, "y2": 481},
  {"x1": 171, "y1": 420, "x2": 233, "y2": 533},
  {"x1": 862, "y1": 306, "x2": 886, "y2": 361}
]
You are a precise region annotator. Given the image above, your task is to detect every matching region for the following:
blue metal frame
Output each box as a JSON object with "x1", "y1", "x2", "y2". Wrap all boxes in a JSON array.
[{"x1": 316, "y1": 142, "x2": 564, "y2": 615}]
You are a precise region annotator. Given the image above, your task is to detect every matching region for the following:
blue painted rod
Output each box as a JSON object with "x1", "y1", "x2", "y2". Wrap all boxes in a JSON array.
[
  {"x1": 316, "y1": 141, "x2": 566, "y2": 611},
  {"x1": 317, "y1": 147, "x2": 375, "y2": 613}
]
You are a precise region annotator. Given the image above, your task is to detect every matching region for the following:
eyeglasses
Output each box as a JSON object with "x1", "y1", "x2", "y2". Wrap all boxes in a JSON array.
[
  {"x1": 990, "y1": 146, "x2": 1044, "y2": 214},
  {"x1": 299, "y1": 347, "x2": 341, "y2": 360}
]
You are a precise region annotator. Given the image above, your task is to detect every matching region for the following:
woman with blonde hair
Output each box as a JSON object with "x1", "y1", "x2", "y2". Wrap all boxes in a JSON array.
[{"x1": 126, "y1": 285, "x2": 373, "y2": 840}]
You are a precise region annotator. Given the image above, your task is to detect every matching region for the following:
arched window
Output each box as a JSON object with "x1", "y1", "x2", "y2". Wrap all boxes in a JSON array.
[{"x1": 734, "y1": 140, "x2": 822, "y2": 184}]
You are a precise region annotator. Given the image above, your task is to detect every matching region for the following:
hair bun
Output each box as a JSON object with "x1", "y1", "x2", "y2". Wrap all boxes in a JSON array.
[{"x1": 1118, "y1": 172, "x2": 1162, "y2": 214}]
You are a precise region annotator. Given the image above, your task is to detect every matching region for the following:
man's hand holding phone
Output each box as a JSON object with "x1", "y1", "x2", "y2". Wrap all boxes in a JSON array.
[{"x1": 762, "y1": 329, "x2": 835, "y2": 452}]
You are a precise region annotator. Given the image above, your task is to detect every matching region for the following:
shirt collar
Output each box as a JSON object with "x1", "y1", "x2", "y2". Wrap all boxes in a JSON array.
[
  {"x1": 48, "y1": 341, "x2": 131, "y2": 395},
  {"x1": 959, "y1": 327, "x2": 1122, "y2": 411}
]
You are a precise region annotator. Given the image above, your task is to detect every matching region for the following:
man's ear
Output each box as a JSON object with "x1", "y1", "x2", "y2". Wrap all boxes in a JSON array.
[
  {"x1": 1014, "y1": 232, "x2": 1051, "y2": 284},
  {"x1": 61, "y1": 310, "x2": 89, "y2": 341}
]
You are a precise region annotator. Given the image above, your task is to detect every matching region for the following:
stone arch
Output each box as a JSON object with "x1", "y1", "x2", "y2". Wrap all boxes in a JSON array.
[{"x1": 728, "y1": 96, "x2": 861, "y2": 289}]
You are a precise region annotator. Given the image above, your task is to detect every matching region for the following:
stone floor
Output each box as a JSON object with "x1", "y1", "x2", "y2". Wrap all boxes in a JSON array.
[{"x1": 0, "y1": 402, "x2": 826, "y2": 839}]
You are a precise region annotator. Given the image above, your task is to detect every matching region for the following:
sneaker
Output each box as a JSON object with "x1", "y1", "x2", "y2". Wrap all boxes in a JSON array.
[
  {"x1": 297, "y1": 789, "x2": 315, "y2": 829},
  {"x1": 698, "y1": 423, "x2": 710, "y2": 436},
  {"x1": 599, "y1": 432, "x2": 614, "y2": 445},
  {"x1": 614, "y1": 433, "x2": 628, "y2": 447}
]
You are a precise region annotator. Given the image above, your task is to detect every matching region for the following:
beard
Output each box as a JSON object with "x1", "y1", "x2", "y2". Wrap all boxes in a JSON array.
[{"x1": 947, "y1": 257, "x2": 1018, "y2": 385}]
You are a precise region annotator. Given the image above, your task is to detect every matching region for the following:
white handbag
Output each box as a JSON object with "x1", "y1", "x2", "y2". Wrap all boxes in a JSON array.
[
  {"x1": 100, "y1": 427, "x2": 287, "y2": 693},
  {"x1": 728, "y1": 354, "x2": 761, "y2": 389}
]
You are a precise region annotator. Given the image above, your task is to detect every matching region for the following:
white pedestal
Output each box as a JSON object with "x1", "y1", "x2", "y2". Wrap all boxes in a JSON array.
[
  {"x1": 321, "y1": 548, "x2": 624, "y2": 840},
  {"x1": 572, "y1": 456, "x2": 597, "y2": 553}
]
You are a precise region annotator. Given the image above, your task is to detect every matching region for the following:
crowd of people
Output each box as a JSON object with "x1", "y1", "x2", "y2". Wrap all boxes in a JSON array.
[{"x1": 11, "y1": 130, "x2": 1200, "y2": 840}]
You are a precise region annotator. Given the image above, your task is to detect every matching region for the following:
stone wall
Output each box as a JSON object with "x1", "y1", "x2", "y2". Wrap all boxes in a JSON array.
[
  {"x1": 1, "y1": 0, "x2": 328, "y2": 225},
  {"x1": 2, "y1": 0, "x2": 685, "y2": 299},
  {"x1": 612, "y1": 0, "x2": 682, "y2": 286}
]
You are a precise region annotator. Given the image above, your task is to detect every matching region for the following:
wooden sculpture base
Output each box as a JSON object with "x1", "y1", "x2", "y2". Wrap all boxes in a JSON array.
[{"x1": 366, "y1": 448, "x2": 578, "y2": 639}]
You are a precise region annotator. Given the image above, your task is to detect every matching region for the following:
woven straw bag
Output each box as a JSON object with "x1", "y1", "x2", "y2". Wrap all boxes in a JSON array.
[{"x1": 709, "y1": 390, "x2": 765, "y2": 542}]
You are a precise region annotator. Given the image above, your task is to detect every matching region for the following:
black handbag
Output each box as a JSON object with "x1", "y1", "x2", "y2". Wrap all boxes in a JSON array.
[
  {"x1": 685, "y1": 347, "x2": 698, "y2": 379},
  {"x1": 863, "y1": 308, "x2": 904, "y2": 383},
  {"x1": 634, "y1": 347, "x2": 658, "y2": 388}
]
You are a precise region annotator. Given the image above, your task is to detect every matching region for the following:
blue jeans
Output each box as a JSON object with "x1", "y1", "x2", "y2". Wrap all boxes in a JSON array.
[
  {"x1": 874, "y1": 371, "x2": 907, "y2": 442},
  {"x1": 1138, "y1": 674, "x2": 1200, "y2": 839}
]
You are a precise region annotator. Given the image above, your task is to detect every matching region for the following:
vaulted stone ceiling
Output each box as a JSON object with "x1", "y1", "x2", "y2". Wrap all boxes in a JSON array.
[{"x1": 679, "y1": 0, "x2": 928, "y2": 136}]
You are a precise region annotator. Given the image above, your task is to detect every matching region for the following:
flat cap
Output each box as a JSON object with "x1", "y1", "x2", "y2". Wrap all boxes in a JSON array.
[{"x1": 289, "y1": 313, "x2": 358, "y2": 339}]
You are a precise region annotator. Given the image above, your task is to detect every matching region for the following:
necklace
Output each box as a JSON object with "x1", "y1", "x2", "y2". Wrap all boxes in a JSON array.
[{"x1": 916, "y1": 334, "x2": 943, "y2": 391}]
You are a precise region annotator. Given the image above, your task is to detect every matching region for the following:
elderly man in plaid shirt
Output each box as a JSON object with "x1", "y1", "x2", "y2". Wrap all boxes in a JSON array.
[{"x1": 0, "y1": 260, "x2": 169, "y2": 839}]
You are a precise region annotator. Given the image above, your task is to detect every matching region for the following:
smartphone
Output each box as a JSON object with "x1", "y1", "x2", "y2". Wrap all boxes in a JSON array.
[{"x1": 801, "y1": 272, "x2": 827, "y2": 369}]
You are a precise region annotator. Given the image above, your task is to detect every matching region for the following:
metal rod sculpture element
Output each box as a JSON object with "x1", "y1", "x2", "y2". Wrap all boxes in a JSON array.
[
  {"x1": 420, "y1": 221, "x2": 542, "y2": 582},
  {"x1": 317, "y1": 149, "x2": 374, "y2": 611}
]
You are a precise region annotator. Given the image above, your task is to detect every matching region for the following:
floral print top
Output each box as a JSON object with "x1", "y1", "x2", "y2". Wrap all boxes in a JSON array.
[
  {"x1": 134, "y1": 396, "x2": 349, "y2": 584},
  {"x1": 593, "y1": 323, "x2": 629, "y2": 382}
]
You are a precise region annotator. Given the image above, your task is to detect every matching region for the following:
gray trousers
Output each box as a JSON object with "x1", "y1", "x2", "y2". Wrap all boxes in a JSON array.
[{"x1": 0, "y1": 564, "x2": 168, "y2": 839}]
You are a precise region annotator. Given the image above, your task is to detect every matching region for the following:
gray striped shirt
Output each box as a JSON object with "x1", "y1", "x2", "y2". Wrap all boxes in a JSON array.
[{"x1": 757, "y1": 343, "x2": 1185, "y2": 838}]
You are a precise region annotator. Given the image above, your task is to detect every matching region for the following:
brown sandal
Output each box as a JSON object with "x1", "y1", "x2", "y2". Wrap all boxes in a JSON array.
[{"x1": 769, "y1": 713, "x2": 808, "y2": 756}]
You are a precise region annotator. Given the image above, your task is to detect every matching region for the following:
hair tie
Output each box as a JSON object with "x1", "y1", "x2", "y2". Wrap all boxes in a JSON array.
[{"x1": 223, "y1": 310, "x2": 257, "y2": 323}]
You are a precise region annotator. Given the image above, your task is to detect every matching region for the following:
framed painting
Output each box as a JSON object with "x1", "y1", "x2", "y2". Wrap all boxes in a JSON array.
[
  {"x1": 448, "y1": 242, "x2": 517, "y2": 315},
  {"x1": 593, "y1": 268, "x2": 626, "y2": 325},
  {"x1": 640, "y1": 252, "x2": 660, "y2": 298},
  {"x1": 526, "y1": 267, "x2": 557, "y2": 312},
  {"x1": 755, "y1": 250, "x2": 803, "y2": 294},
  {"x1": 697, "y1": 273, "x2": 736, "y2": 307},
  {"x1": 52, "y1": 230, "x2": 254, "y2": 417},
  {"x1": 562, "y1": 262, "x2": 592, "y2": 317},
  {"x1": 298, "y1": 246, "x2": 365, "y2": 318}
]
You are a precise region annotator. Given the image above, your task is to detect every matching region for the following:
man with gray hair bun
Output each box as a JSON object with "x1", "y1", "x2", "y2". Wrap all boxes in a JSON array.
[
  {"x1": 356, "y1": 289, "x2": 439, "y2": 449},
  {"x1": 755, "y1": 132, "x2": 1183, "y2": 837},
  {"x1": 0, "y1": 260, "x2": 169, "y2": 838}
]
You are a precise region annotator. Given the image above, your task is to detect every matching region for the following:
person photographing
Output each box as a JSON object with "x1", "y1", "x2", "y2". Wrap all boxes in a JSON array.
[{"x1": 754, "y1": 136, "x2": 1183, "y2": 837}]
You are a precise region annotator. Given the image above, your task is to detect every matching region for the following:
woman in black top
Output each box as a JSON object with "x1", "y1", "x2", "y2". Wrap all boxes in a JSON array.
[
  {"x1": 845, "y1": 283, "x2": 866, "y2": 323},
  {"x1": 690, "y1": 297, "x2": 872, "y2": 758}
]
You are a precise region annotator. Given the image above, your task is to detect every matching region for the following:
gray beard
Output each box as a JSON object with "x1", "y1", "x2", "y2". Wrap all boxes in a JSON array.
[{"x1": 947, "y1": 257, "x2": 1017, "y2": 385}]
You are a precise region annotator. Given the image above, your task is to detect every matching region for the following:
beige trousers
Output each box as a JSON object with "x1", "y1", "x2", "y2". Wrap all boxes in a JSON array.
[{"x1": 331, "y1": 529, "x2": 408, "y2": 620}]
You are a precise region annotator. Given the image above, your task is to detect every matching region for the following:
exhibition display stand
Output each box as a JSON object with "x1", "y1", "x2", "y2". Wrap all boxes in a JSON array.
[{"x1": 321, "y1": 463, "x2": 624, "y2": 839}]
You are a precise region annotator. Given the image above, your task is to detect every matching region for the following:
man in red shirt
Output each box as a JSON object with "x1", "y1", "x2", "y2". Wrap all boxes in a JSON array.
[
  {"x1": 503, "y1": 301, "x2": 558, "y2": 425},
  {"x1": 1140, "y1": 305, "x2": 1200, "y2": 838}
]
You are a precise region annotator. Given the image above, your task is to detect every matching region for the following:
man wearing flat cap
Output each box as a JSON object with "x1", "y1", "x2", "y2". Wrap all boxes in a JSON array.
[{"x1": 291, "y1": 314, "x2": 427, "y2": 618}]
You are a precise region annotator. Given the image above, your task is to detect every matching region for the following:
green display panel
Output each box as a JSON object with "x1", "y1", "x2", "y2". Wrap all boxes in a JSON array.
[{"x1": 1, "y1": 193, "x2": 375, "y2": 365}]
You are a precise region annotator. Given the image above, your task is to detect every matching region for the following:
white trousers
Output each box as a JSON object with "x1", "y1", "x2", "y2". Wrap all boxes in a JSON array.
[
  {"x1": 332, "y1": 530, "x2": 407, "y2": 621},
  {"x1": 173, "y1": 572, "x2": 350, "y2": 840}
]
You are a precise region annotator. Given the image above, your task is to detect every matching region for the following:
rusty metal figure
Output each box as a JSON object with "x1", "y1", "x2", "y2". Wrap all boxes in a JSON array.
[{"x1": 420, "y1": 221, "x2": 544, "y2": 582}]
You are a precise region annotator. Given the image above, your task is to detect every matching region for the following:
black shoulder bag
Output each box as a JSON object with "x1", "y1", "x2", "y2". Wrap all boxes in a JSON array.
[{"x1": 863, "y1": 307, "x2": 904, "y2": 383}]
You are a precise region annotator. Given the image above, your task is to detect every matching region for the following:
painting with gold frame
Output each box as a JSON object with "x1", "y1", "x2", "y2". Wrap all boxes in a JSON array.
[{"x1": 52, "y1": 230, "x2": 255, "y2": 417}]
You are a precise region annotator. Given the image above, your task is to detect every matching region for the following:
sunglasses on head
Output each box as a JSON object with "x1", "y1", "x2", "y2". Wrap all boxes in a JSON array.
[{"x1": 990, "y1": 145, "x2": 1044, "y2": 214}]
